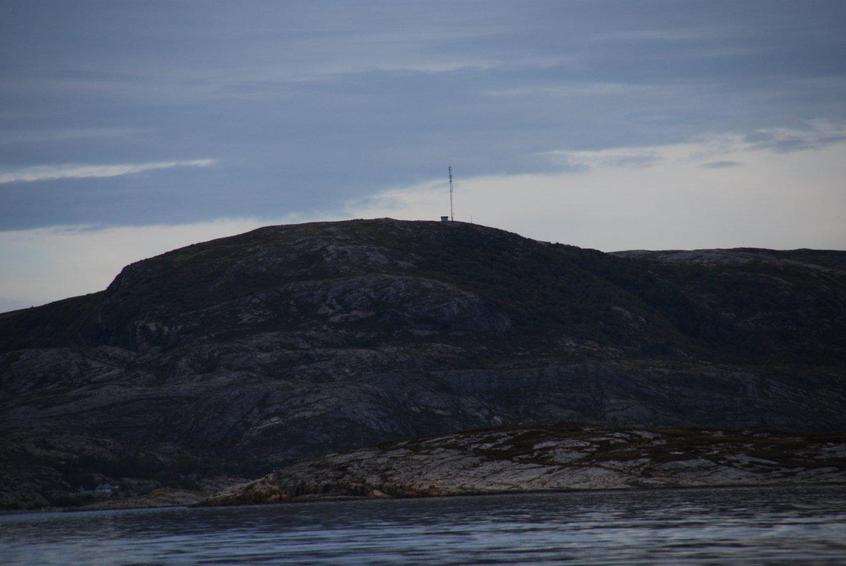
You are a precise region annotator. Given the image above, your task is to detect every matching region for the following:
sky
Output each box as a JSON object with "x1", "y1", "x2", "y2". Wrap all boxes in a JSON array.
[{"x1": 1, "y1": 0, "x2": 846, "y2": 311}]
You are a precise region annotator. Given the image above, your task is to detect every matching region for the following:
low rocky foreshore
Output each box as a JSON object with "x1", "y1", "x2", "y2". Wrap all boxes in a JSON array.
[{"x1": 206, "y1": 424, "x2": 846, "y2": 505}]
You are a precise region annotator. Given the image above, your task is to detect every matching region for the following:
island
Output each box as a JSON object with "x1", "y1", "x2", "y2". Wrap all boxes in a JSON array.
[{"x1": 2, "y1": 219, "x2": 845, "y2": 510}]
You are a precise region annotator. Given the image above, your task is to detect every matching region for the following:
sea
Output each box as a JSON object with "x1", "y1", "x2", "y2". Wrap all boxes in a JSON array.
[{"x1": 1, "y1": 486, "x2": 845, "y2": 564}]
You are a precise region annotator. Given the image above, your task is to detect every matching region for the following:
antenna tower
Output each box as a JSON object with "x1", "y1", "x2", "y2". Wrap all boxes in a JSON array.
[{"x1": 448, "y1": 165, "x2": 454, "y2": 221}]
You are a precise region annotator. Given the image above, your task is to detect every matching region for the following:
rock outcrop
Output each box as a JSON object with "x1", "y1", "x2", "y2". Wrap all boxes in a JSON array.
[
  {"x1": 1, "y1": 219, "x2": 845, "y2": 509},
  {"x1": 206, "y1": 424, "x2": 846, "y2": 505}
]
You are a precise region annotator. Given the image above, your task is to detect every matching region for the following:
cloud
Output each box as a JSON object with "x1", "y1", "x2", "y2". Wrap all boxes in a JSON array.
[
  {"x1": 748, "y1": 131, "x2": 846, "y2": 153},
  {"x1": 744, "y1": 123, "x2": 846, "y2": 153},
  {"x1": 0, "y1": 159, "x2": 215, "y2": 185},
  {"x1": 0, "y1": 128, "x2": 148, "y2": 145},
  {"x1": 591, "y1": 29, "x2": 713, "y2": 42},
  {"x1": 543, "y1": 147, "x2": 662, "y2": 171},
  {"x1": 702, "y1": 160, "x2": 740, "y2": 169},
  {"x1": 544, "y1": 123, "x2": 846, "y2": 174}
]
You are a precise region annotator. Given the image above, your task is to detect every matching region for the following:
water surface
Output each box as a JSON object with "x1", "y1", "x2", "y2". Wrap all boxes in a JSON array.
[{"x1": 2, "y1": 486, "x2": 845, "y2": 564}]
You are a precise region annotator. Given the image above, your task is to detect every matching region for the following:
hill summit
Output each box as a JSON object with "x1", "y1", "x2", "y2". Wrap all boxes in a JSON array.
[{"x1": 2, "y1": 218, "x2": 845, "y2": 509}]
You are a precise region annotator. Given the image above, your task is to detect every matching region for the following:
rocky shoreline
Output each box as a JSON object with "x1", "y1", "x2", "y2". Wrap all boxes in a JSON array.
[
  {"x1": 0, "y1": 477, "x2": 248, "y2": 514},
  {"x1": 205, "y1": 424, "x2": 846, "y2": 506}
]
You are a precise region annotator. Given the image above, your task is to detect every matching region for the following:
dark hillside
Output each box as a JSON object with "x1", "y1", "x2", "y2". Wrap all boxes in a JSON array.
[
  {"x1": 1, "y1": 219, "x2": 845, "y2": 509},
  {"x1": 4, "y1": 220, "x2": 844, "y2": 362}
]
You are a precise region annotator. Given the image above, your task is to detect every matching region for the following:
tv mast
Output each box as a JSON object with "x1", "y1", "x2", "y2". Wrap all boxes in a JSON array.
[{"x1": 448, "y1": 165, "x2": 454, "y2": 221}]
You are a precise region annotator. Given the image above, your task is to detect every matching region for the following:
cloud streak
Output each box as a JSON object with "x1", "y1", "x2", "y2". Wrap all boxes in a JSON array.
[{"x1": 0, "y1": 159, "x2": 215, "y2": 185}]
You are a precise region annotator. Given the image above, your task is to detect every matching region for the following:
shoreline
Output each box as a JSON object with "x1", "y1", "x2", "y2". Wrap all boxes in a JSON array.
[
  {"x1": 204, "y1": 424, "x2": 846, "y2": 507},
  {"x1": 4, "y1": 481, "x2": 846, "y2": 517},
  {"x1": 201, "y1": 480, "x2": 846, "y2": 509},
  {"x1": 6, "y1": 423, "x2": 845, "y2": 514}
]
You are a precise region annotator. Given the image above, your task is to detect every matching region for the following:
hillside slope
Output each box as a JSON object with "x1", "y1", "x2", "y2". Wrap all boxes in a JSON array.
[{"x1": 1, "y1": 219, "x2": 845, "y2": 509}]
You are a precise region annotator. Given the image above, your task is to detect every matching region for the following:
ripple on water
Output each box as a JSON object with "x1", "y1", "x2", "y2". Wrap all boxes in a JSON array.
[{"x1": 2, "y1": 486, "x2": 846, "y2": 564}]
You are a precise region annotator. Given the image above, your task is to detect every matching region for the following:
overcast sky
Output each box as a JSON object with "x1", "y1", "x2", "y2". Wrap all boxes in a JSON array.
[{"x1": 2, "y1": 0, "x2": 846, "y2": 311}]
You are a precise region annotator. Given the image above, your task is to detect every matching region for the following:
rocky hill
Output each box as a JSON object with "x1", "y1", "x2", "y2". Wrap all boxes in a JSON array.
[
  {"x1": 206, "y1": 424, "x2": 846, "y2": 505},
  {"x1": 1, "y1": 219, "x2": 845, "y2": 509}
]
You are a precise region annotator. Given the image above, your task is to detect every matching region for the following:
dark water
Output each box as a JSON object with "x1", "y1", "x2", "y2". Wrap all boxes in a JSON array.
[{"x1": 2, "y1": 487, "x2": 846, "y2": 564}]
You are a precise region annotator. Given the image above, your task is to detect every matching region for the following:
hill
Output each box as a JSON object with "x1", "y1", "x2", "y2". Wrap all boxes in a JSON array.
[
  {"x1": 206, "y1": 423, "x2": 846, "y2": 505},
  {"x1": 1, "y1": 219, "x2": 845, "y2": 508}
]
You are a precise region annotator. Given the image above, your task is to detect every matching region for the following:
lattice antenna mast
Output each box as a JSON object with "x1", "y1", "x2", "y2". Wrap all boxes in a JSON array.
[{"x1": 448, "y1": 165, "x2": 454, "y2": 221}]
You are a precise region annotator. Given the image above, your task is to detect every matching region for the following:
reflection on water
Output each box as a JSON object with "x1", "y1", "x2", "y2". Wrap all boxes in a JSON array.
[{"x1": 2, "y1": 486, "x2": 846, "y2": 564}]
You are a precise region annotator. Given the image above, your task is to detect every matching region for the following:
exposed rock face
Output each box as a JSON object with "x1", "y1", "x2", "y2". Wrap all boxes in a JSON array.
[
  {"x1": 205, "y1": 424, "x2": 846, "y2": 505},
  {"x1": 1, "y1": 219, "x2": 845, "y2": 509}
]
